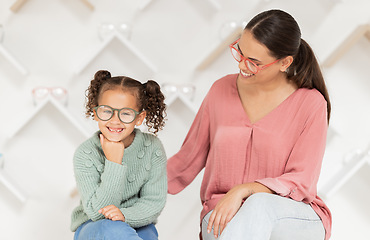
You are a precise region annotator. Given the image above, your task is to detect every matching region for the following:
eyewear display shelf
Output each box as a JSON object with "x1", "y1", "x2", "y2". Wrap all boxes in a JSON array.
[
  {"x1": 319, "y1": 147, "x2": 370, "y2": 199},
  {"x1": 0, "y1": 43, "x2": 28, "y2": 75},
  {"x1": 10, "y1": 0, "x2": 94, "y2": 12},
  {"x1": 2, "y1": 97, "x2": 92, "y2": 203},
  {"x1": 194, "y1": 25, "x2": 242, "y2": 71},
  {"x1": 0, "y1": 167, "x2": 27, "y2": 203},
  {"x1": 311, "y1": 1, "x2": 370, "y2": 68},
  {"x1": 165, "y1": 93, "x2": 198, "y2": 115},
  {"x1": 322, "y1": 24, "x2": 370, "y2": 67},
  {"x1": 139, "y1": 0, "x2": 221, "y2": 11},
  {"x1": 314, "y1": 9, "x2": 370, "y2": 198},
  {"x1": 9, "y1": 96, "x2": 91, "y2": 140},
  {"x1": 75, "y1": 31, "x2": 157, "y2": 76}
]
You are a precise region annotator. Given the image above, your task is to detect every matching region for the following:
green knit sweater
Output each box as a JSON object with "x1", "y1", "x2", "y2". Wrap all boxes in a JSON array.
[{"x1": 70, "y1": 129, "x2": 167, "y2": 231}]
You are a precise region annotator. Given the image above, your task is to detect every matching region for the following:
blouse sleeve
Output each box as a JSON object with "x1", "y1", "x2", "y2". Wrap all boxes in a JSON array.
[
  {"x1": 167, "y1": 91, "x2": 211, "y2": 194},
  {"x1": 256, "y1": 101, "x2": 328, "y2": 203}
]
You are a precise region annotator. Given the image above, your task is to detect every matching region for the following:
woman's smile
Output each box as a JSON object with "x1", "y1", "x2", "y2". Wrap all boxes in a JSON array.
[{"x1": 240, "y1": 70, "x2": 254, "y2": 78}]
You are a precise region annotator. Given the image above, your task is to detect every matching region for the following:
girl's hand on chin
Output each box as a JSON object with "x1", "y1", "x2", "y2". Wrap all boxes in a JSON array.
[{"x1": 99, "y1": 134, "x2": 124, "y2": 164}]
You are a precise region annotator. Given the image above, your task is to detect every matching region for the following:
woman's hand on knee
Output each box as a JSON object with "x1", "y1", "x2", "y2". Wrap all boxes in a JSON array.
[
  {"x1": 207, "y1": 185, "x2": 246, "y2": 238},
  {"x1": 99, "y1": 205, "x2": 125, "y2": 221}
]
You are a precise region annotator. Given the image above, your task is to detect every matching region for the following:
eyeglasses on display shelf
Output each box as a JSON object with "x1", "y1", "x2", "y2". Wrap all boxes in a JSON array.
[
  {"x1": 162, "y1": 83, "x2": 196, "y2": 101},
  {"x1": 32, "y1": 87, "x2": 68, "y2": 106},
  {"x1": 98, "y1": 22, "x2": 132, "y2": 41}
]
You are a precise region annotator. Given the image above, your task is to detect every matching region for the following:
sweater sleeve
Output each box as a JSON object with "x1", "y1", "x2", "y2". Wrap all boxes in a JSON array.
[
  {"x1": 73, "y1": 143, "x2": 128, "y2": 221},
  {"x1": 256, "y1": 101, "x2": 328, "y2": 203},
  {"x1": 121, "y1": 142, "x2": 167, "y2": 228},
  {"x1": 167, "y1": 90, "x2": 211, "y2": 194}
]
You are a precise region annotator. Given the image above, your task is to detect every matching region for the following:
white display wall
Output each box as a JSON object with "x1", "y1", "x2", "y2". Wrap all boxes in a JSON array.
[{"x1": 0, "y1": 0, "x2": 369, "y2": 239}]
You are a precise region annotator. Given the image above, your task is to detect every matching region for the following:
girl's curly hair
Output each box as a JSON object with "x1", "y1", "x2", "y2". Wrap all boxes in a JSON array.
[{"x1": 85, "y1": 70, "x2": 166, "y2": 134}]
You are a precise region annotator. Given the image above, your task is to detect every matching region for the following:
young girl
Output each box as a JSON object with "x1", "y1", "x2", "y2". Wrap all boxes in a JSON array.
[{"x1": 71, "y1": 70, "x2": 167, "y2": 240}]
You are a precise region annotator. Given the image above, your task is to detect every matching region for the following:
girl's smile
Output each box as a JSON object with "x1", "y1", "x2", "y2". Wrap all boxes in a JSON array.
[{"x1": 107, "y1": 127, "x2": 124, "y2": 133}]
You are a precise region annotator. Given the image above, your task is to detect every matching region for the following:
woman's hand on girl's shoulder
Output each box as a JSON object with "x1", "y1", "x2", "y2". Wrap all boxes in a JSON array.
[{"x1": 99, "y1": 134, "x2": 124, "y2": 164}]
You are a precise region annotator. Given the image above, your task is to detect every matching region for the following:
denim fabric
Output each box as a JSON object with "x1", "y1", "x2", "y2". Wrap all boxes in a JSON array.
[
  {"x1": 74, "y1": 219, "x2": 158, "y2": 240},
  {"x1": 202, "y1": 193, "x2": 325, "y2": 240}
]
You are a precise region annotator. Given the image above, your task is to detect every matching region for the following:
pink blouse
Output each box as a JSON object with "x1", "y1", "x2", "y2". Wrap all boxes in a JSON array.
[{"x1": 167, "y1": 74, "x2": 332, "y2": 240}]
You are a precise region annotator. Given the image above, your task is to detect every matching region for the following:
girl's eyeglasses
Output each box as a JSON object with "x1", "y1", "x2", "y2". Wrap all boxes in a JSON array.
[
  {"x1": 229, "y1": 39, "x2": 279, "y2": 74},
  {"x1": 93, "y1": 105, "x2": 141, "y2": 124}
]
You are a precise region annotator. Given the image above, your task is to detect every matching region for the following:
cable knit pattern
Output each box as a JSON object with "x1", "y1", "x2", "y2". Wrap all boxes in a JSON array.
[{"x1": 71, "y1": 128, "x2": 167, "y2": 231}]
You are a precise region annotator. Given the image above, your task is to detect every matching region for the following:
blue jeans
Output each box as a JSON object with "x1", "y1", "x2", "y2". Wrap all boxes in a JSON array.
[
  {"x1": 74, "y1": 219, "x2": 158, "y2": 240},
  {"x1": 202, "y1": 193, "x2": 325, "y2": 240}
]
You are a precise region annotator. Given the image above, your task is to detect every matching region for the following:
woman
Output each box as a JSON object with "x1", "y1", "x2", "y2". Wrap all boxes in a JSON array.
[{"x1": 167, "y1": 9, "x2": 332, "y2": 240}]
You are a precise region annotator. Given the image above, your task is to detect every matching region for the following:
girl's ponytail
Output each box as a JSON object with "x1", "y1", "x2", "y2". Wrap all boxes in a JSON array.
[
  {"x1": 85, "y1": 70, "x2": 111, "y2": 118},
  {"x1": 143, "y1": 80, "x2": 166, "y2": 134}
]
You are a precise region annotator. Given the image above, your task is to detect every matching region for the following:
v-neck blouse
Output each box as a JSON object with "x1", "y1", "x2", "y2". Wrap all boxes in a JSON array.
[
  {"x1": 167, "y1": 74, "x2": 331, "y2": 240},
  {"x1": 235, "y1": 78, "x2": 300, "y2": 126}
]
